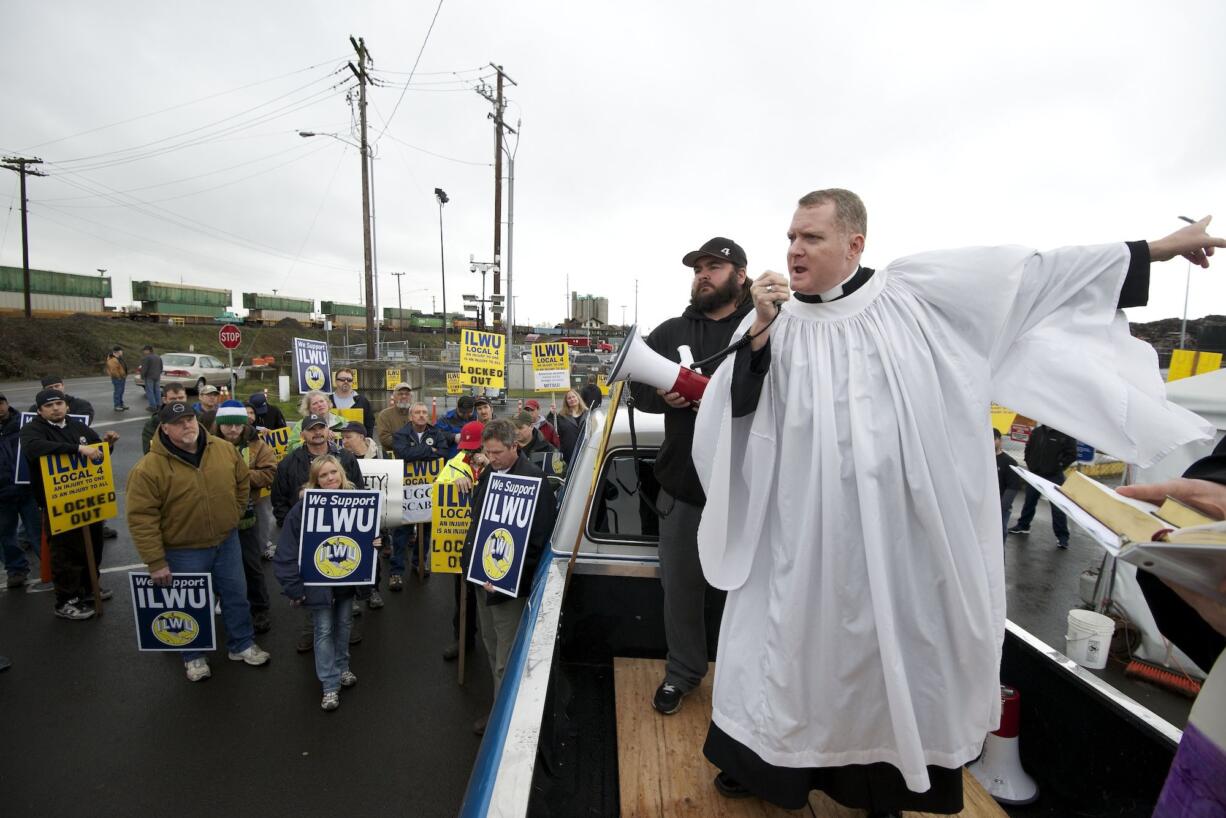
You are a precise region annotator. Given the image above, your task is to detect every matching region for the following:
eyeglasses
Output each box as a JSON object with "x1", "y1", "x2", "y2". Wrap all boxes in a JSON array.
[{"x1": 335, "y1": 377, "x2": 353, "y2": 383}]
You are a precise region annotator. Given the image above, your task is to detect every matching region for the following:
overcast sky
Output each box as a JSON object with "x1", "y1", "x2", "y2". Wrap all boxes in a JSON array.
[{"x1": 1, "y1": 1, "x2": 1223, "y2": 334}]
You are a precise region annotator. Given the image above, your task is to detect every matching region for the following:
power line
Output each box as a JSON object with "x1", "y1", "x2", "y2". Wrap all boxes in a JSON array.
[
  {"x1": 374, "y1": 0, "x2": 447, "y2": 145},
  {"x1": 380, "y1": 131, "x2": 491, "y2": 167},
  {"x1": 49, "y1": 72, "x2": 350, "y2": 169},
  {"x1": 21, "y1": 57, "x2": 350, "y2": 153}
]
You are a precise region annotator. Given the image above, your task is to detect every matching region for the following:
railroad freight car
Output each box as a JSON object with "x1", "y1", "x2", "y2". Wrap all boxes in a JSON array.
[{"x1": 0, "y1": 266, "x2": 111, "y2": 316}]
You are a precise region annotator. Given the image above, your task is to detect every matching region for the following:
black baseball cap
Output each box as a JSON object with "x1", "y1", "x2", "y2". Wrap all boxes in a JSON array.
[
  {"x1": 302, "y1": 413, "x2": 329, "y2": 430},
  {"x1": 474, "y1": 397, "x2": 492, "y2": 408},
  {"x1": 681, "y1": 237, "x2": 747, "y2": 269},
  {"x1": 40, "y1": 374, "x2": 64, "y2": 388},
  {"x1": 35, "y1": 388, "x2": 66, "y2": 407},
  {"x1": 341, "y1": 421, "x2": 366, "y2": 436},
  {"x1": 158, "y1": 402, "x2": 194, "y2": 423}
]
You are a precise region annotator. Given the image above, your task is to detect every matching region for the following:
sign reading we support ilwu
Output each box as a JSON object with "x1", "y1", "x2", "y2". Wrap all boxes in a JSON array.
[
  {"x1": 40, "y1": 445, "x2": 118, "y2": 535},
  {"x1": 459, "y1": 329, "x2": 505, "y2": 389},
  {"x1": 293, "y1": 337, "x2": 331, "y2": 393},
  {"x1": 129, "y1": 573, "x2": 216, "y2": 652},
  {"x1": 532, "y1": 341, "x2": 571, "y2": 391},
  {"x1": 465, "y1": 472, "x2": 543, "y2": 597},
  {"x1": 431, "y1": 481, "x2": 471, "y2": 574},
  {"x1": 297, "y1": 489, "x2": 382, "y2": 586}
]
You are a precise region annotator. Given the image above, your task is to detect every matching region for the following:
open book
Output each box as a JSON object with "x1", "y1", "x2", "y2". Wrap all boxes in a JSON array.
[{"x1": 1012, "y1": 468, "x2": 1226, "y2": 603}]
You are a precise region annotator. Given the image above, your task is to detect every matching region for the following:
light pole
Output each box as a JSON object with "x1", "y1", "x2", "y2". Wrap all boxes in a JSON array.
[
  {"x1": 435, "y1": 188, "x2": 449, "y2": 354},
  {"x1": 469, "y1": 255, "x2": 500, "y2": 331},
  {"x1": 1179, "y1": 215, "x2": 1195, "y2": 349},
  {"x1": 97, "y1": 268, "x2": 107, "y2": 312},
  {"x1": 300, "y1": 129, "x2": 377, "y2": 358},
  {"x1": 390, "y1": 271, "x2": 405, "y2": 334}
]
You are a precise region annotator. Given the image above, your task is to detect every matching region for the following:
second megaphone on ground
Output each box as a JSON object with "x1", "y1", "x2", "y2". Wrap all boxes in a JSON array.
[{"x1": 606, "y1": 325, "x2": 710, "y2": 402}]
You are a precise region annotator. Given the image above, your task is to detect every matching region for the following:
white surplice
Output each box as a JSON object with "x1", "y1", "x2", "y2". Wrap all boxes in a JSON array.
[{"x1": 692, "y1": 243, "x2": 1210, "y2": 793}]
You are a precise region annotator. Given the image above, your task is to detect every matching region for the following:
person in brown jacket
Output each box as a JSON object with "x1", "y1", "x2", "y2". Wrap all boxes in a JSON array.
[
  {"x1": 104, "y1": 345, "x2": 129, "y2": 412},
  {"x1": 375, "y1": 382, "x2": 414, "y2": 454},
  {"x1": 212, "y1": 400, "x2": 278, "y2": 633},
  {"x1": 126, "y1": 401, "x2": 271, "y2": 682}
]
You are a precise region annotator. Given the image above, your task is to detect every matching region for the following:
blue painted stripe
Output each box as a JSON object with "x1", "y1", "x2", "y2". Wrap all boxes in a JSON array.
[{"x1": 458, "y1": 552, "x2": 557, "y2": 817}]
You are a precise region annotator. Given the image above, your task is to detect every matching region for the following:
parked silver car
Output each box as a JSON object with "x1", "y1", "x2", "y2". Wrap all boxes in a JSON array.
[{"x1": 135, "y1": 352, "x2": 236, "y2": 393}]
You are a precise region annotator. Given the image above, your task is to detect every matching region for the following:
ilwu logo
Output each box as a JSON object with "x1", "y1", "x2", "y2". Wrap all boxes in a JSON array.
[
  {"x1": 314, "y1": 535, "x2": 362, "y2": 579},
  {"x1": 152, "y1": 611, "x2": 201, "y2": 647}
]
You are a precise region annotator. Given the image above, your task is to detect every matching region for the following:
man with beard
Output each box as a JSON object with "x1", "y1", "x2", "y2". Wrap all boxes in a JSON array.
[
  {"x1": 629, "y1": 237, "x2": 754, "y2": 716},
  {"x1": 376, "y1": 382, "x2": 414, "y2": 453}
]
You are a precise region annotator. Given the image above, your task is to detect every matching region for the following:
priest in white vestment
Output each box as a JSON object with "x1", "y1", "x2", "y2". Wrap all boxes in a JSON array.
[{"x1": 691, "y1": 188, "x2": 1223, "y2": 816}]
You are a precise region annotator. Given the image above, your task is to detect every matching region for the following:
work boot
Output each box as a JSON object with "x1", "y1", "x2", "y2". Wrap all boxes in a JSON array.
[{"x1": 713, "y1": 772, "x2": 751, "y2": 799}]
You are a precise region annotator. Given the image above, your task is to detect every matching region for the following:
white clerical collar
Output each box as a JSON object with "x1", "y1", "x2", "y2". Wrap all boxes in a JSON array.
[{"x1": 816, "y1": 265, "x2": 862, "y2": 302}]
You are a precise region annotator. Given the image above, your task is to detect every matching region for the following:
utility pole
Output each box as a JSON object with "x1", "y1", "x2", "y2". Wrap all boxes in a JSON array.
[
  {"x1": 348, "y1": 36, "x2": 376, "y2": 359},
  {"x1": 2, "y1": 156, "x2": 46, "y2": 319},
  {"x1": 476, "y1": 64, "x2": 516, "y2": 328},
  {"x1": 435, "y1": 188, "x2": 449, "y2": 355},
  {"x1": 391, "y1": 271, "x2": 405, "y2": 333}
]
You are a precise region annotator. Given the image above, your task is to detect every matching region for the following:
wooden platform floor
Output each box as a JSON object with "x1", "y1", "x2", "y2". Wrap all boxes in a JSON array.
[{"x1": 614, "y1": 658, "x2": 1007, "y2": 818}]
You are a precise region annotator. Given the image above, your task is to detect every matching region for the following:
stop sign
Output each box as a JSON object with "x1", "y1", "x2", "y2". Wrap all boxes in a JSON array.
[{"x1": 218, "y1": 324, "x2": 242, "y2": 350}]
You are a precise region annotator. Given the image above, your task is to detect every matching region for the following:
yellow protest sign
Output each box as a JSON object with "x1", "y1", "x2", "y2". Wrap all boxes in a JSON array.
[
  {"x1": 1168, "y1": 349, "x2": 1222, "y2": 382},
  {"x1": 531, "y1": 341, "x2": 571, "y2": 391},
  {"x1": 40, "y1": 445, "x2": 118, "y2": 535},
  {"x1": 989, "y1": 404, "x2": 1016, "y2": 435},
  {"x1": 336, "y1": 407, "x2": 364, "y2": 426},
  {"x1": 430, "y1": 481, "x2": 471, "y2": 573},
  {"x1": 258, "y1": 427, "x2": 291, "y2": 463},
  {"x1": 459, "y1": 329, "x2": 506, "y2": 388},
  {"x1": 446, "y1": 372, "x2": 463, "y2": 395},
  {"x1": 596, "y1": 373, "x2": 610, "y2": 396},
  {"x1": 386, "y1": 368, "x2": 402, "y2": 389}
]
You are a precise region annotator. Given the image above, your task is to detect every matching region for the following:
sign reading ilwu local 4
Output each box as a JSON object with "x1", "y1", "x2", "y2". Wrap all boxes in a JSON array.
[
  {"x1": 465, "y1": 472, "x2": 543, "y2": 597},
  {"x1": 532, "y1": 341, "x2": 571, "y2": 391},
  {"x1": 129, "y1": 573, "x2": 216, "y2": 652},
  {"x1": 293, "y1": 337, "x2": 331, "y2": 393},
  {"x1": 298, "y1": 489, "x2": 383, "y2": 586},
  {"x1": 431, "y1": 480, "x2": 471, "y2": 574},
  {"x1": 404, "y1": 457, "x2": 445, "y2": 524},
  {"x1": 459, "y1": 329, "x2": 505, "y2": 389},
  {"x1": 40, "y1": 445, "x2": 119, "y2": 535}
]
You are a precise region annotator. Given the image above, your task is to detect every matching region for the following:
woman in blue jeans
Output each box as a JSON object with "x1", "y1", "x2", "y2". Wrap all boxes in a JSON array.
[{"x1": 274, "y1": 454, "x2": 380, "y2": 711}]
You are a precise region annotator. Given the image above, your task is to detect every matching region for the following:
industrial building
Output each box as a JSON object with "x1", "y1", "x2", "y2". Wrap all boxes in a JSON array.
[{"x1": 570, "y1": 292, "x2": 608, "y2": 325}]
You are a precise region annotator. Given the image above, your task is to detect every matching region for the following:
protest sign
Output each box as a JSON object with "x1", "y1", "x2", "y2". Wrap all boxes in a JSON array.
[
  {"x1": 431, "y1": 480, "x2": 471, "y2": 574},
  {"x1": 1168, "y1": 349, "x2": 1222, "y2": 383},
  {"x1": 403, "y1": 457, "x2": 445, "y2": 524},
  {"x1": 459, "y1": 329, "x2": 506, "y2": 389},
  {"x1": 293, "y1": 337, "x2": 331, "y2": 393},
  {"x1": 40, "y1": 445, "x2": 118, "y2": 535},
  {"x1": 465, "y1": 472, "x2": 543, "y2": 597},
  {"x1": 129, "y1": 573, "x2": 216, "y2": 652},
  {"x1": 531, "y1": 341, "x2": 571, "y2": 391},
  {"x1": 446, "y1": 372, "x2": 463, "y2": 395},
  {"x1": 356, "y1": 459, "x2": 406, "y2": 529},
  {"x1": 298, "y1": 489, "x2": 382, "y2": 586},
  {"x1": 15, "y1": 412, "x2": 89, "y2": 485},
  {"x1": 596, "y1": 373, "x2": 610, "y2": 396},
  {"x1": 335, "y1": 407, "x2": 364, "y2": 427},
  {"x1": 386, "y1": 368, "x2": 402, "y2": 389},
  {"x1": 258, "y1": 426, "x2": 291, "y2": 462}
]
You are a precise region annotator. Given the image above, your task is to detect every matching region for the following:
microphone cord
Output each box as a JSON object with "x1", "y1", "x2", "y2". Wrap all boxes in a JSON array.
[{"x1": 689, "y1": 305, "x2": 781, "y2": 373}]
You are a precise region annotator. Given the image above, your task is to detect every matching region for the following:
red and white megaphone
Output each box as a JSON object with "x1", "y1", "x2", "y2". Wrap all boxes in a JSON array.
[
  {"x1": 607, "y1": 325, "x2": 709, "y2": 402},
  {"x1": 968, "y1": 685, "x2": 1038, "y2": 805}
]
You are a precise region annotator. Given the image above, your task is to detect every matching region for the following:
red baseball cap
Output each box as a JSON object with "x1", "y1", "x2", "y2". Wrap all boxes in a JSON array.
[
  {"x1": 458, "y1": 420, "x2": 485, "y2": 450},
  {"x1": 524, "y1": 399, "x2": 540, "y2": 410}
]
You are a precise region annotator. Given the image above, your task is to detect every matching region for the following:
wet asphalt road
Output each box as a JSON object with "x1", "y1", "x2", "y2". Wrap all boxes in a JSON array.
[{"x1": 0, "y1": 376, "x2": 491, "y2": 817}]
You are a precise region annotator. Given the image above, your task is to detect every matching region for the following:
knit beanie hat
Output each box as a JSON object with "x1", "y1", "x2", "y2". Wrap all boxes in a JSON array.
[{"x1": 215, "y1": 400, "x2": 248, "y2": 425}]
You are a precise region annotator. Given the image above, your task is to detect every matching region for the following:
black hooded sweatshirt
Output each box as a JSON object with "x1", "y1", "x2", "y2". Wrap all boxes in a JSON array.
[{"x1": 630, "y1": 299, "x2": 753, "y2": 506}]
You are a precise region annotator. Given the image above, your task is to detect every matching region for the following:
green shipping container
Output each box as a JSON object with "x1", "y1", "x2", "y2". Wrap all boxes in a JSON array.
[
  {"x1": 382, "y1": 307, "x2": 418, "y2": 320},
  {"x1": 0, "y1": 266, "x2": 111, "y2": 298},
  {"x1": 242, "y1": 292, "x2": 314, "y2": 313},
  {"x1": 141, "y1": 301, "x2": 225, "y2": 318},
  {"x1": 321, "y1": 300, "x2": 366, "y2": 317},
  {"x1": 132, "y1": 281, "x2": 230, "y2": 307}
]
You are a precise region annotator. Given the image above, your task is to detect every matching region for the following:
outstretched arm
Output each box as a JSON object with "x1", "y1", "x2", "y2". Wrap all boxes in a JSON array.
[{"x1": 1148, "y1": 216, "x2": 1224, "y2": 269}]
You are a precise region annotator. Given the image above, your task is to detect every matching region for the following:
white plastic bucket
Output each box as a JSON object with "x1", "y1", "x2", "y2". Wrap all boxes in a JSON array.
[{"x1": 1065, "y1": 609, "x2": 1116, "y2": 670}]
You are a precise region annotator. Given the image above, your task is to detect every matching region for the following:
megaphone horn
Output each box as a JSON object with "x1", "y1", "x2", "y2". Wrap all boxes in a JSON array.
[{"x1": 607, "y1": 325, "x2": 710, "y2": 402}]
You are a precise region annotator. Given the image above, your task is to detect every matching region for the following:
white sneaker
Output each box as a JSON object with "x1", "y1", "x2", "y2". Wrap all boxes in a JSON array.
[
  {"x1": 321, "y1": 691, "x2": 340, "y2": 711},
  {"x1": 228, "y1": 643, "x2": 271, "y2": 666},
  {"x1": 185, "y1": 658, "x2": 211, "y2": 682},
  {"x1": 339, "y1": 670, "x2": 357, "y2": 688}
]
